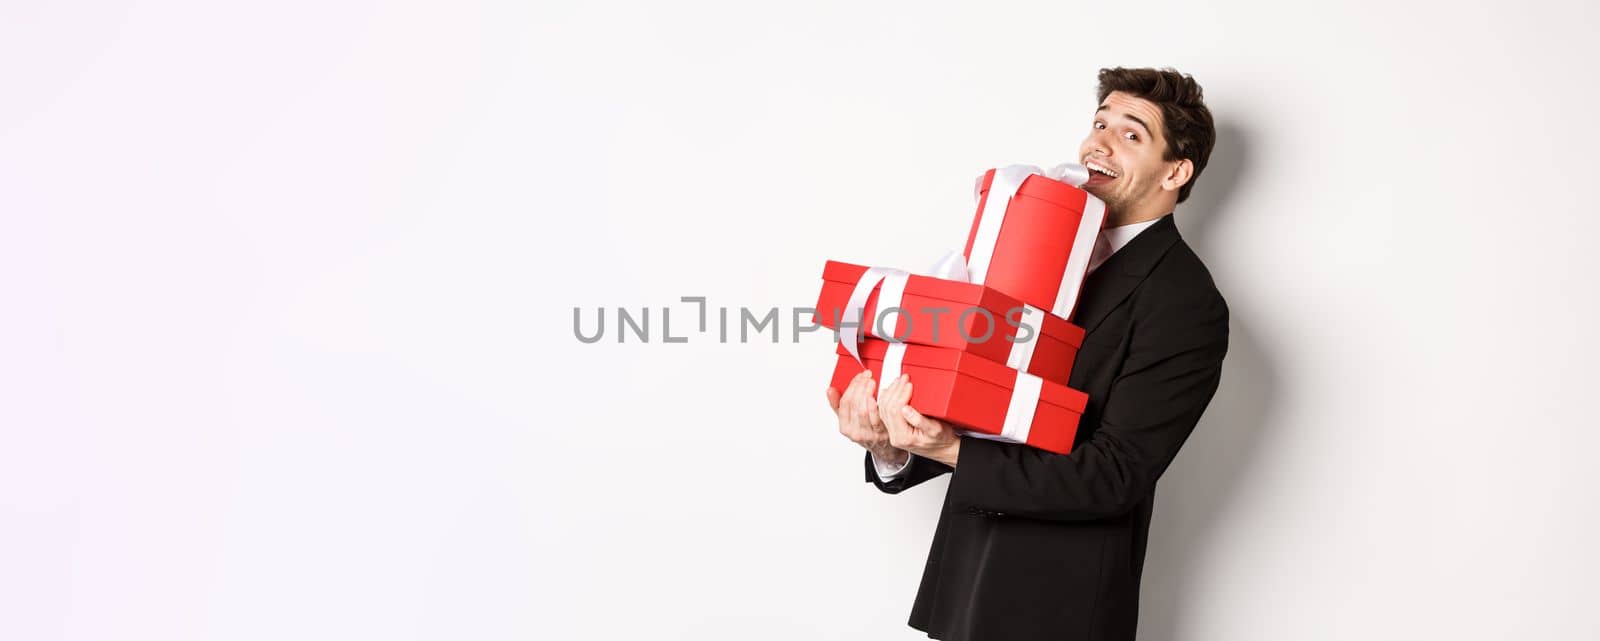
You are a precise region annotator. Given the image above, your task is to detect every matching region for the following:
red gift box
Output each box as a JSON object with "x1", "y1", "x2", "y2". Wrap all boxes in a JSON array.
[
  {"x1": 965, "y1": 167, "x2": 1106, "y2": 322},
  {"x1": 814, "y1": 260, "x2": 1084, "y2": 386},
  {"x1": 830, "y1": 338, "x2": 1089, "y2": 455}
]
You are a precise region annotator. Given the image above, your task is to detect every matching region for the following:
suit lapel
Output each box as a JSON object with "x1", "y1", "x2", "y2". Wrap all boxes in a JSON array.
[{"x1": 1070, "y1": 215, "x2": 1182, "y2": 336}]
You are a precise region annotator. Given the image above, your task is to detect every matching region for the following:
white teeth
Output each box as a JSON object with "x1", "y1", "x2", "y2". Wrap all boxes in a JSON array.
[{"x1": 1086, "y1": 161, "x2": 1119, "y2": 178}]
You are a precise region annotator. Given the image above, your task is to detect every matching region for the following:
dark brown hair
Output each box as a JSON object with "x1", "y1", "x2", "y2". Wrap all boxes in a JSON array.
[{"x1": 1096, "y1": 67, "x2": 1215, "y2": 203}]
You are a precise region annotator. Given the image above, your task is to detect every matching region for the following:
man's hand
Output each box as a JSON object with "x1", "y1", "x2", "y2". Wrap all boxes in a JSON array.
[
  {"x1": 878, "y1": 374, "x2": 961, "y2": 468},
  {"x1": 827, "y1": 370, "x2": 908, "y2": 466}
]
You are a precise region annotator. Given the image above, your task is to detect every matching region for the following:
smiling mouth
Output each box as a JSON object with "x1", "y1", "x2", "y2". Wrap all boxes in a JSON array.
[{"x1": 1083, "y1": 160, "x2": 1119, "y2": 187}]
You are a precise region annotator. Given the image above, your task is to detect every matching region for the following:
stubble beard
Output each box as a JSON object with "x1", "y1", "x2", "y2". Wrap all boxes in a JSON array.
[{"x1": 1087, "y1": 185, "x2": 1126, "y2": 225}]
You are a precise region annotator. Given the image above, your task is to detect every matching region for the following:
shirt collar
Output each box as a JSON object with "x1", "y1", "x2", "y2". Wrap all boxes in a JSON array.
[
  {"x1": 1102, "y1": 214, "x2": 1168, "y2": 255},
  {"x1": 1085, "y1": 214, "x2": 1170, "y2": 276}
]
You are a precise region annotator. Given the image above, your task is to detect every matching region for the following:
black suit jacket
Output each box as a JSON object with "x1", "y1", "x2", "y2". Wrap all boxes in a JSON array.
[{"x1": 867, "y1": 215, "x2": 1229, "y2": 641}]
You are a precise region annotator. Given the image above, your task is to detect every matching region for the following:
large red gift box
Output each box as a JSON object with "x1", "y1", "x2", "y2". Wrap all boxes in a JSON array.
[
  {"x1": 814, "y1": 260, "x2": 1085, "y2": 386},
  {"x1": 965, "y1": 167, "x2": 1106, "y2": 322},
  {"x1": 830, "y1": 338, "x2": 1089, "y2": 455}
]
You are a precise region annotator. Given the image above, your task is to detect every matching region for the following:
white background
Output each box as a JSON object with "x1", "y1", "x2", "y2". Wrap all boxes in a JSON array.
[{"x1": 4, "y1": 1, "x2": 1598, "y2": 639}]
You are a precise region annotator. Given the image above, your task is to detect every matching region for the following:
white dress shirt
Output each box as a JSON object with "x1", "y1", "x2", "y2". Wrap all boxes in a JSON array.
[{"x1": 869, "y1": 215, "x2": 1170, "y2": 481}]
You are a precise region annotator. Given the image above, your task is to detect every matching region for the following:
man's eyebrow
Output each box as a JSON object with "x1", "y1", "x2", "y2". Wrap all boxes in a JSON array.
[{"x1": 1095, "y1": 104, "x2": 1153, "y2": 136}]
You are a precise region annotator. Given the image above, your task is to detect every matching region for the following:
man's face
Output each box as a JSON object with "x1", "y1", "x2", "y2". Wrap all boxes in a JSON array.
[{"x1": 1078, "y1": 91, "x2": 1177, "y2": 217}]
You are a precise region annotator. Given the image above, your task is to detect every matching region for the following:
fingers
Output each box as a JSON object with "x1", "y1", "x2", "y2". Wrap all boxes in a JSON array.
[
  {"x1": 826, "y1": 386, "x2": 841, "y2": 411},
  {"x1": 844, "y1": 370, "x2": 875, "y2": 440},
  {"x1": 878, "y1": 375, "x2": 910, "y2": 447},
  {"x1": 901, "y1": 401, "x2": 925, "y2": 430},
  {"x1": 856, "y1": 377, "x2": 877, "y2": 433},
  {"x1": 882, "y1": 375, "x2": 911, "y2": 415},
  {"x1": 863, "y1": 379, "x2": 883, "y2": 429},
  {"x1": 898, "y1": 387, "x2": 950, "y2": 439},
  {"x1": 896, "y1": 381, "x2": 920, "y2": 434},
  {"x1": 838, "y1": 372, "x2": 862, "y2": 434}
]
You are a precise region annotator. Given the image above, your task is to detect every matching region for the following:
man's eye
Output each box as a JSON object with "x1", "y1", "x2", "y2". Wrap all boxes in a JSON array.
[
  {"x1": 1124, "y1": 131, "x2": 1138, "y2": 141},
  {"x1": 1093, "y1": 121, "x2": 1104, "y2": 129}
]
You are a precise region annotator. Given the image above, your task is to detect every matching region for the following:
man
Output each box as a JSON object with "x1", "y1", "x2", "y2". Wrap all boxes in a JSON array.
[{"x1": 826, "y1": 67, "x2": 1228, "y2": 640}]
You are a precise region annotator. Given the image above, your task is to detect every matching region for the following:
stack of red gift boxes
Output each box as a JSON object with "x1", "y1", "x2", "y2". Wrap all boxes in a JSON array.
[{"x1": 814, "y1": 165, "x2": 1107, "y2": 455}]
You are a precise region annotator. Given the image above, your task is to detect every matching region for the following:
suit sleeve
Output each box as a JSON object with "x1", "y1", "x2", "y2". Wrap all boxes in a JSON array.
[
  {"x1": 945, "y1": 288, "x2": 1229, "y2": 521},
  {"x1": 865, "y1": 450, "x2": 952, "y2": 494}
]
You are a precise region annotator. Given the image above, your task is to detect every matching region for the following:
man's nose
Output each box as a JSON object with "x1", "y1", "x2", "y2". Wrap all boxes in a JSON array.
[{"x1": 1085, "y1": 131, "x2": 1111, "y2": 158}]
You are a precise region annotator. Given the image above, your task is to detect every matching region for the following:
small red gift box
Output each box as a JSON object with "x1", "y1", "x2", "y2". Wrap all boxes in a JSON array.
[
  {"x1": 965, "y1": 168, "x2": 1106, "y2": 322},
  {"x1": 830, "y1": 338, "x2": 1089, "y2": 455},
  {"x1": 814, "y1": 260, "x2": 1084, "y2": 386}
]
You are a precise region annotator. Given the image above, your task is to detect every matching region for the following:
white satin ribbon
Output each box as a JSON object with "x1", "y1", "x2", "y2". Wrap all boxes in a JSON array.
[
  {"x1": 1053, "y1": 186, "x2": 1106, "y2": 319},
  {"x1": 1006, "y1": 304, "x2": 1045, "y2": 371},
  {"x1": 877, "y1": 342, "x2": 907, "y2": 397},
  {"x1": 839, "y1": 267, "x2": 898, "y2": 365},
  {"x1": 1000, "y1": 372, "x2": 1044, "y2": 443},
  {"x1": 966, "y1": 164, "x2": 1043, "y2": 286},
  {"x1": 1047, "y1": 162, "x2": 1091, "y2": 187}
]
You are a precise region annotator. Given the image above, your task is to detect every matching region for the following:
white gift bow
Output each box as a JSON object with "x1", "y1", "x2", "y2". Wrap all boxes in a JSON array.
[{"x1": 968, "y1": 163, "x2": 1093, "y2": 202}]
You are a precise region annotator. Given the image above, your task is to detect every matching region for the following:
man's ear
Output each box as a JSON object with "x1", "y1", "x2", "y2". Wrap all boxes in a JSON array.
[{"x1": 1162, "y1": 158, "x2": 1194, "y2": 193}]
